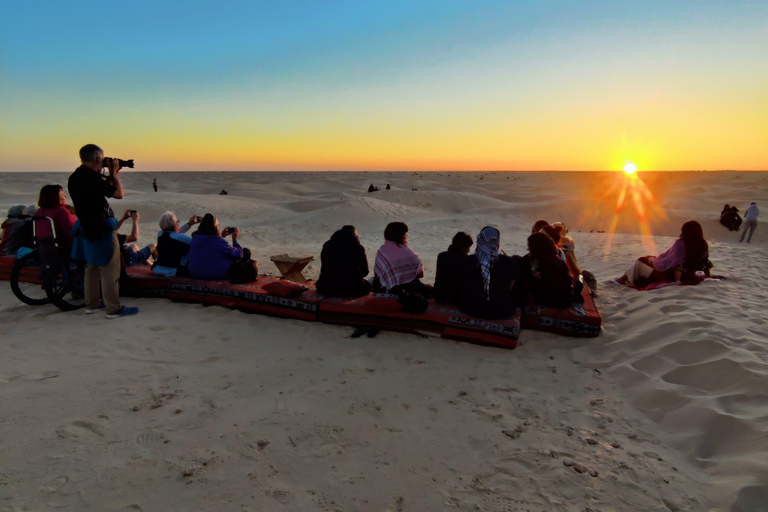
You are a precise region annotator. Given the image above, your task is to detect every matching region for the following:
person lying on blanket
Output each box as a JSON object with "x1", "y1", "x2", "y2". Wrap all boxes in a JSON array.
[{"x1": 616, "y1": 220, "x2": 713, "y2": 287}]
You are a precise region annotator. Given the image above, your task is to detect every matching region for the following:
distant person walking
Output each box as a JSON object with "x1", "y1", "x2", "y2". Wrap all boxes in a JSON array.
[
  {"x1": 153, "y1": 178, "x2": 157, "y2": 192},
  {"x1": 740, "y1": 202, "x2": 759, "y2": 243}
]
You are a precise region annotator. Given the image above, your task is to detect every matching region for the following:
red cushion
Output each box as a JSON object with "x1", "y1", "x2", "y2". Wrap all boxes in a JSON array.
[
  {"x1": 365, "y1": 296, "x2": 402, "y2": 311},
  {"x1": 261, "y1": 280, "x2": 306, "y2": 297}
]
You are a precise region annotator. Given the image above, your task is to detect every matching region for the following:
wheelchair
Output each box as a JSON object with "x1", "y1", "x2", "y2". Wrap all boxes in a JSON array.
[{"x1": 9, "y1": 216, "x2": 86, "y2": 311}]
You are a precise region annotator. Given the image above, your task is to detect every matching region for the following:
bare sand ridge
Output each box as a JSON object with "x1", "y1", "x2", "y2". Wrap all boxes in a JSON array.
[{"x1": 1, "y1": 170, "x2": 766, "y2": 511}]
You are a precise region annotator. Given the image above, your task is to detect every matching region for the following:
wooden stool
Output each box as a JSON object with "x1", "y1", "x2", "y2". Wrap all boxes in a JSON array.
[{"x1": 270, "y1": 254, "x2": 314, "y2": 283}]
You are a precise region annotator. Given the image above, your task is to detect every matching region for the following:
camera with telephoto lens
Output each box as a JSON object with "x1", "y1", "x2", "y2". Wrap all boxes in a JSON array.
[{"x1": 103, "y1": 157, "x2": 135, "y2": 171}]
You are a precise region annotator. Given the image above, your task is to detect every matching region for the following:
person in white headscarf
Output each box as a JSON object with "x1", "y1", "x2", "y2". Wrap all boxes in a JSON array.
[
  {"x1": 458, "y1": 226, "x2": 524, "y2": 319},
  {"x1": 0, "y1": 205, "x2": 32, "y2": 256}
]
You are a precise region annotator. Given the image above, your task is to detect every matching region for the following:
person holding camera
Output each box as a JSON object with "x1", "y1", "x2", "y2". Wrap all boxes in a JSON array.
[
  {"x1": 115, "y1": 209, "x2": 157, "y2": 268},
  {"x1": 68, "y1": 144, "x2": 138, "y2": 318},
  {"x1": 152, "y1": 211, "x2": 200, "y2": 277},
  {"x1": 188, "y1": 213, "x2": 247, "y2": 280}
]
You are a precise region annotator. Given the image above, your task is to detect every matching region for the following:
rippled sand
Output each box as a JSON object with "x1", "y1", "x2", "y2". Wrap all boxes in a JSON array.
[{"x1": 1, "y1": 170, "x2": 765, "y2": 511}]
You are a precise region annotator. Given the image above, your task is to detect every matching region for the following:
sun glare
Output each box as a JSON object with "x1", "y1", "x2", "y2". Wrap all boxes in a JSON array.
[{"x1": 623, "y1": 162, "x2": 638, "y2": 175}]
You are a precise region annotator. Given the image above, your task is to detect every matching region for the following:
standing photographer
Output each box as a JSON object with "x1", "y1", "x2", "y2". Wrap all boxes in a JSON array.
[{"x1": 68, "y1": 144, "x2": 138, "y2": 318}]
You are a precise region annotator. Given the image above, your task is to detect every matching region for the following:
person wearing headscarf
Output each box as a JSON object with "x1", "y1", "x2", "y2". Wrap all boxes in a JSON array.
[
  {"x1": 0, "y1": 205, "x2": 32, "y2": 256},
  {"x1": 433, "y1": 231, "x2": 473, "y2": 304},
  {"x1": 316, "y1": 225, "x2": 371, "y2": 297},
  {"x1": 512, "y1": 232, "x2": 574, "y2": 308},
  {"x1": 458, "y1": 226, "x2": 523, "y2": 319}
]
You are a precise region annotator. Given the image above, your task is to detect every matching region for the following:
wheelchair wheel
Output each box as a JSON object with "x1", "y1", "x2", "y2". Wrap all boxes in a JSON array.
[
  {"x1": 47, "y1": 259, "x2": 87, "y2": 311},
  {"x1": 9, "y1": 252, "x2": 51, "y2": 305}
]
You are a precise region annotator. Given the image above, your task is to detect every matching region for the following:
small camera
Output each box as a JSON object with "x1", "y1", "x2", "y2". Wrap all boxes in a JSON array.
[
  {"x1": 103, "y1": 157, "x2": 135, "y2": 170},
  {"x1": 128, "y1": 210, "x2": 137, "y2": 215},
  {"x1": 225, "y1": 226, "x2": 237, "y2": 234}
]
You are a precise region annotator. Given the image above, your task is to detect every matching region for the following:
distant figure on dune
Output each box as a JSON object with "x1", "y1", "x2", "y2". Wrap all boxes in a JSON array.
[
  {"x1": 153, "y1": 178, "x2": 157, "y2": 192},
  {"x1": 219, "y1": 189, "x2": 228, "y2": 195},
  {"x1": 368, "y1": 184, "x2": 379, "y2": 193},
  {"x1": 616, "y1": 220, "x2": 712, "y2": 286},
  {"x1": 459, "y1": 227, "x2": 522, "y2": 318},
  {"x1": 433, "y1": 231, "x2": 473, "y2": 304},
  {"x1": 740, "y1": 202, "x2": 759, "y2": 243},
  {"x1": 316, "y1": 225, "x2": 371, "y2": 298},
  {"x1": 720, "y1": 205, "x2": 741, "y2": 231},
  {"x1": 386, "y1": 184, "x2": 390, "y2": 190}
]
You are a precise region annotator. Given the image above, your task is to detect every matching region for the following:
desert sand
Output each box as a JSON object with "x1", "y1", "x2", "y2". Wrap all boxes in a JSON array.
[{"x1": 1, "y1": 170, "x2": 766, "y2": 512}]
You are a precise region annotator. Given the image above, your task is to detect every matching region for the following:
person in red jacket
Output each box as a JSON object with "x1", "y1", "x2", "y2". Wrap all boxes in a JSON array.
[{"x1": 33, "y1": 184, "x2": 78, "y2": 251}]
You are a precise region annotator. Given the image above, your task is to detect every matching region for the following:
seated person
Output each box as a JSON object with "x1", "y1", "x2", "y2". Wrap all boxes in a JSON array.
[
  {"x1": 531, "y1": 219, "x2": 550, "y2": 234},
  {"x1": 551, "y1": 221, "x2": 582, "y2": 275},
  {"x1": 433, "y1": 231, "x2": 473, "y2": 304},
  {"x1": 720, "y1": 206, "x2": 741, "y2": 231},
  {"x1": 316, "y1": 225, "x2": 371, "y2": 298},
  {"x1": 33, "y1": 184, "x2": 78, "y2": 251},
  {"x1": 728, "y1": 206, "x2": 742, "y2": 231},
  {"x1": 152, "y1": 211, "x2": 199, "y2": 276},
  {"x1": 459, "y1": 226, "x2": 523, "y2": 319},
  {"x1": 115, "y1": 209, "x2": 157, "y2": 268},
  {"x1": 539, "y1": 225, "x2": 568, "y2": 263},
  {"x1": 512, "y1": 232, "x2": 574, "y2": 309},
  {"x1": 616, "y1": 220, "x2": 712, "y2": 286},
  {"x1": 0, "y1": 205, "x2": 32, "y2": 256},
  {"x1": 188, "y1": 213, "x2": 245, "y2": 280},
  {"x1": 373, "y1": 221, "x2": 429, "y2": 295}
]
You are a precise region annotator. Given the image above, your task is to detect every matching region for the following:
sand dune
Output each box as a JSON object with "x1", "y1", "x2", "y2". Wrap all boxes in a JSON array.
[{"x1": 1, "y1": 170, "x2": 766, "y2": 511}]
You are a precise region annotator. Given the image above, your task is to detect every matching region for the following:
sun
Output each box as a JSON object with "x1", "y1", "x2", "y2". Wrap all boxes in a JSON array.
[{"x1": 623, "y1": 162, "x2": 638, "y2": 175}]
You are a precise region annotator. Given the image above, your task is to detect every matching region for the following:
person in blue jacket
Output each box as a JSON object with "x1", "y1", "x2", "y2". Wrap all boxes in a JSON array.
[{"x1": 188, "y1": 213, "x2": 243, "y2": 280}]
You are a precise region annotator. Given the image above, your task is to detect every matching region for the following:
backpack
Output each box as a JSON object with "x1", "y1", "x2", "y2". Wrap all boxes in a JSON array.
[{"x1": 229, "y1": 249, "x2": 258, "y2": 284}]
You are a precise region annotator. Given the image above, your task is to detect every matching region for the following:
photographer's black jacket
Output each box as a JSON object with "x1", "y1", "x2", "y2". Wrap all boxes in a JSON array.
[{"x1": 68, "y1": 165, "x2": 116, "y2": 239}]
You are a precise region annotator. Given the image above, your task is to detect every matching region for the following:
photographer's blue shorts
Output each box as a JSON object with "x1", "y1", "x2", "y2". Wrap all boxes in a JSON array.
[{"x1": 123, "y1": 246, "x2": 153, "y2": 267}]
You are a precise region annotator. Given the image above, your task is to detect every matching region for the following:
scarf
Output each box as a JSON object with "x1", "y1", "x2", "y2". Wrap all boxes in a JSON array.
[
  {"x1": 474, "y1": 226, "x2": 500, "y2": 300},
  {"x1": 374, "y1": 240, "x2": 423, "y2": 291}
]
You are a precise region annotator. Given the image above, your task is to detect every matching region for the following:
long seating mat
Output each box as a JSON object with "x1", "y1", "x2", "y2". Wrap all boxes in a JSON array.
[
  {"x1": 0, "y1": 256, "x2": 44, "y2": 283},
  {"x1": 0, "y1": 256, "x2": 16, "y2": 280},
  {"x1": 3, "y1": 259, "x2": 601, "y2": 345},
  {"x1": 520, "y1": 280, "x2": 601, "y2": 337},
  {"x1": 318, "y1": 295, "x2": 521, "y2": 348}
]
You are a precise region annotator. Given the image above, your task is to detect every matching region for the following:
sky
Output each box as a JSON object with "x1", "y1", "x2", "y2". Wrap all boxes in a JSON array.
[{"x1": 1, "y1": 1, "x2": 767, "y2": 172}]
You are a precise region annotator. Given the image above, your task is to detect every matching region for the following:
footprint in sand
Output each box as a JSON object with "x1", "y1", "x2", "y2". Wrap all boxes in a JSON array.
[{"x1": 136, "y1": 432, "x2": 166, "y2": 445}]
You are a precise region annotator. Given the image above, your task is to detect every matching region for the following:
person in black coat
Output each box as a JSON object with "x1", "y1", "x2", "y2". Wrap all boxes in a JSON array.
[
  {"x1": 459, "y1": 226, "x2": 523, "y2": 319},
  {"x1": 512, "y1": 232, "x2": 574, "y2": 308},
  {"x1": 316, "y1": 225, "x2": 372, "y2": 297},
  {"x1": 434, "y1": 232, "x2": 473, "y2": 304}
]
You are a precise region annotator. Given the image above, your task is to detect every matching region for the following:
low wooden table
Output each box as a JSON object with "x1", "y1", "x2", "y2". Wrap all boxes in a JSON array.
[{"x1": 270, "y1": 254, "x2": 315, "y2": 284}]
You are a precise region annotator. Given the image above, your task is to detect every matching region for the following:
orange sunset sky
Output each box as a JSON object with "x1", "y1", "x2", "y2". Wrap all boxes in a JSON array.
[{"x1": 1, "y1": 1, "x2": 767, "y2": 172}]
